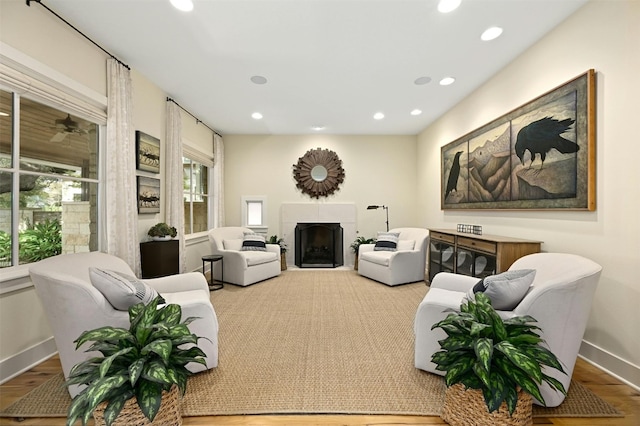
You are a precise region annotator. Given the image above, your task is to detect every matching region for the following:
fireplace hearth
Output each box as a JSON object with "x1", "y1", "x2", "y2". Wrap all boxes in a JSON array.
[{"x1": 295, "y1": 223, "x2": 344, "y2": 268}]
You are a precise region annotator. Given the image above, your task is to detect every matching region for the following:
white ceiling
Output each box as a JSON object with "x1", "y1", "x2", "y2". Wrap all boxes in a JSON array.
[{"x1": 45, "y1": 0, "x2": 588, "y2": 135}]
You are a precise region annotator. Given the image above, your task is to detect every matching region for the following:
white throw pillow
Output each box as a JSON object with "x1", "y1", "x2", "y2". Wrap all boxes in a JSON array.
[
  {"x1": 89, "y1": 267, "x2": 161, "y2": 311},
  {"x1": 223, "y1": 239, "x2": 243, "y2": 251},
  {"x1": 465, "y1": 269, "x2": 536, "y2": 310},
  {"x1": 396, "y1": 240, "x2": 415, "y2": 251}
]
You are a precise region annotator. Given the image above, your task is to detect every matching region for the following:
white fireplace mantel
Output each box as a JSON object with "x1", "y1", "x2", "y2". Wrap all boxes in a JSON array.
[{"x1": 281, "y1": 203, "x2": 357, "y2": 268}]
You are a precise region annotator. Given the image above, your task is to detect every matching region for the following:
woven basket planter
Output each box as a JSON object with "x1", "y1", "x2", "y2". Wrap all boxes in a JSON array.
[
  {"x1": 441, "y1": 383, "x2": 533, "y2": 426},
  {"x1": 93, "y1": 385, "x2": 182, "y2": 426}
]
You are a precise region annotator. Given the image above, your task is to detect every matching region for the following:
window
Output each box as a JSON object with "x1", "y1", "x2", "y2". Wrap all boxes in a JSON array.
[
  {"x1": 183, "y1": 157, "x2": 210, "y2": 234},
  {"x1": 0, "y1": 90, "x2": 100, "y2": 268},
  {"x1": 241, "y1": 196, "x2": 267, "y2": 234}
]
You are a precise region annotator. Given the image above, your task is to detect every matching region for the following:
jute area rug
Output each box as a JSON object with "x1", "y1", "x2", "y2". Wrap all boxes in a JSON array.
[{"x1": 0, "y1": 270, "x2": 622, "y2": 418}]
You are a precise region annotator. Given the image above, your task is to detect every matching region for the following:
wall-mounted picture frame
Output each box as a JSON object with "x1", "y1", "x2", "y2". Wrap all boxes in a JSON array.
[
  {"x1": 136, "y1": 131, "x2": 160, "y2": 173},
  {"x1": 441, "y1": 69, "x2": 596, "y2": 211},
  {"x1": 137, "y1": 176, "x2": 160, "y2": 214}
]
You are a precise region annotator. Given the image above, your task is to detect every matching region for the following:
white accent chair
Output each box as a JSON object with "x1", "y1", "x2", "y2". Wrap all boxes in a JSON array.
[
  {"x1": 29, "y1": 252, "x2": 219, "y2": 397},
  {"x1": 207, "y1": 227, "x2": 281, "y2": 286},
  {"x1": 414, "y1": 252, "x2": 602, "y2": 407},
  {"x1": 357, "y1": 227, "x2": 429, "y2": 286}
]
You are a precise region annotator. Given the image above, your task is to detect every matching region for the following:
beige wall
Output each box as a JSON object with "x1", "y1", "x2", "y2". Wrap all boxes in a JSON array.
[
  {"x1": 417, "y1": 0, "x2": 640, "y2": 386},
  {"x1": 223, "y1": 134, "x2": 419, "y2": 242}
]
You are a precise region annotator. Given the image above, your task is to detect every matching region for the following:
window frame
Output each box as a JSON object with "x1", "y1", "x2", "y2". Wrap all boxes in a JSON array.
[
  {"x1": 182, "y1": 149, "x2": 214, "y2": 239},
  {"x1": 241, "y1": 195, "x2": 268, "y2": 234}
]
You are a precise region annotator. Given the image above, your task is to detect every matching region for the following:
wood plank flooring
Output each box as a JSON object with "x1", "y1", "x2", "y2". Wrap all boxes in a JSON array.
[{"x1": 0, "y1": 356, "x2": 638, "y2": 425}]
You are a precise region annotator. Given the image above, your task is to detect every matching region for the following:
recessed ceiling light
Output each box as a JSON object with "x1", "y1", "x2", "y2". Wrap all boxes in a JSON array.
[
  {"x1": 439, "y1": 77, "x2": 456, "y2": 86},
  {"x1": 437, "y1": 0, "x2": 461, "y2": 14},
  {"x1": 481, "y1": 26, "x2": 503, "y2": 41},
  {"x1": 311, "y1": 125, "x2": 326, "y2": 131},
  {"x1": 411, "y1": 109, "x2": 423, "y2": 116},
  {"x1": 373, "y1": 112, "x2": 385, "y2": 120},
  {"x1": 170, "y1": 0, "x2": 193, "y2": 12},
  {"x1": 414, "y1": 76, "x2": 432, "y2": 85},
  {"x1": 250, "y1": 75, "x2": 268, "y2": 84},
  {"x1": 251, "y1": 112, "x2": 263, "y2": 120}
]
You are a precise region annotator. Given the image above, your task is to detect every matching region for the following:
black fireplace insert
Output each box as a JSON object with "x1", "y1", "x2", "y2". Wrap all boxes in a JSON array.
[{"x1": 295, "y1": 223, "x2": 344, "y2": 268}]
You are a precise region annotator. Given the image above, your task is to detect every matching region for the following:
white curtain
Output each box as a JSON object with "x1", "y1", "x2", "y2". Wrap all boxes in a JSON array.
[
  {"x1": 105, "y1": 58, "x2": 140, "y2": 274},
  {"x1": 165, "y1": 101, "x2": 186, "y2": 272},
  {"x1": 213, "y1": 133, "x2": 225, "y2": 228}
]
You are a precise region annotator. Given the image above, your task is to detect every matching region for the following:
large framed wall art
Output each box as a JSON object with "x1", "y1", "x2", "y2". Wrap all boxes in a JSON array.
[{"x1": 441, "y1": 69, "x2": 595, "y2": 211}]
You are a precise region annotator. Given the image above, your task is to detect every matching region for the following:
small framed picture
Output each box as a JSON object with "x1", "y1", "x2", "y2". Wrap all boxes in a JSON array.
[
  {"x1": 136, "y1": 131, "x2": 160, "y2": 173},
  {"x1": 137, "y1": 176, "x2": 160, "y2": 214}
]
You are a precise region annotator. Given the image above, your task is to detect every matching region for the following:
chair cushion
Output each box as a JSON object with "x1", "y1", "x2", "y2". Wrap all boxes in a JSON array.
[
  {"x1": 243, "y1": 250, "x2": 278, "y2": 266},
  {"x1": 89, "y1": 267, "x2": 162, "y2": 310},
  {"x1": 360, "y1": 250, "x2": 393, "y2": 266},
  {"x1": 224, "y1": 239, "x2": 243, "y2": 251},
  {"x1": 241, "y1": 233, "x2": 267, "y2": 251},
  {"x1": 466, "y1": 269, "x2": 536, "y2": 310},
  {"x1": 397, "y1": 239, "x2": 415, "y2": 251},
  {"x1": 374, "y1": 232, "x2": 400, "y2": 251}
]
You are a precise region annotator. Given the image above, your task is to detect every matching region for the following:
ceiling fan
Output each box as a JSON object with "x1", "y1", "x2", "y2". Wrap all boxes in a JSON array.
[{"x1": 50, "y1": 113, "x2": 88, "y2": 142}]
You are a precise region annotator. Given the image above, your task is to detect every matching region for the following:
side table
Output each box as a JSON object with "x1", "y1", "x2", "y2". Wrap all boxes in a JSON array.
[{"x1": 202, "y1": 255, "x2": 224, "y2": 291}]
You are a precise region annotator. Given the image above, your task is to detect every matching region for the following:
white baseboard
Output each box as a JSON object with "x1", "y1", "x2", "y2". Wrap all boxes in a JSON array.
[
  {"x1": 0, "y1": 337, "x2": 57, "y2": 384},
  {"x1": 580, "y1": 339, "x2": 640, "y2": 391}
]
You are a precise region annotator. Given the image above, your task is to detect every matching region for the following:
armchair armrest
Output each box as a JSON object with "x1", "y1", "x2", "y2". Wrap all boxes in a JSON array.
[
  {"x1": 145, "y1": 272, "x2": 209, "y2": 294},
  {"x1": 359, "y1": 244, "x2": 375, "y2": 255},
  {"x1": 266, "y1": 244, "x2": 281, "y2": 254},
  {"x1": 430, "y1": 272, "x2": 478, "y2": 292},
  {"x1": 387, "y1": 249, "x2": 424, "y2": 270}
]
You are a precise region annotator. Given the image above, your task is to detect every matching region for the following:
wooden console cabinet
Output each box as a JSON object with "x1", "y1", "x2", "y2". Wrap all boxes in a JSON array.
[
  {"x1": 140, "y1": 240, "x2": 179, "y2": 278},
  {"x1": 428, "y1": 229, "x2": 541, "y2": 283}
]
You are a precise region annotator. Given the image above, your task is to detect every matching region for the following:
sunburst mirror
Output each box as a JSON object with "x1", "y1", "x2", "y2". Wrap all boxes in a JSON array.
[{"x1": 293, "y1": 148, "x2": 345, "y2": 198}]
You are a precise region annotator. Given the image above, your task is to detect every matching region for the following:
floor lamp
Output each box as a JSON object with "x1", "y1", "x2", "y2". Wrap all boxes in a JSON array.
[{"x1": 367, "y1": 205, "x2": 389, "y2": 232}]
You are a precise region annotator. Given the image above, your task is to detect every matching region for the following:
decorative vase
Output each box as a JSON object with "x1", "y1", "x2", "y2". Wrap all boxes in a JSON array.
[
  {"x1": 280, "y1": 253, "x2": 287, "y2": 271},
  {"x1": 93, "y1": 385, "x2": 182, "y2": 426},
  {"x1": 441, "y1": 383, "x2": 532, "y2": 426},
  {"x1": 354, "y1": 254, "x2": 359, "y2": 270},
  {"x1": 152, "y1": 235, "x2": 172, "y2": 241}
]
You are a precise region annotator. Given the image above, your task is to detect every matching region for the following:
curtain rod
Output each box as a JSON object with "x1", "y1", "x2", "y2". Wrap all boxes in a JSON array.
[
  {"x1": 166, "y1": 97, "x2": 221, "y2": 137},
  {"x1": 26, "y1": 0, "x2": 130, "y2": 70}
]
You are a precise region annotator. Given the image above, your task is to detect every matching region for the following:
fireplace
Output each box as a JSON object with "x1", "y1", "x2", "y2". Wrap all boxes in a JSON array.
[{"x1": 295, "y1": 223, "x2": 344, "y2": 268}]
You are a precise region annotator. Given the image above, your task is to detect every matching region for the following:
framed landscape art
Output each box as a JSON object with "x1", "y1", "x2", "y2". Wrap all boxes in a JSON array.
[
  {"x1": 137, "y1": 176, "x2": 160, "y2": 214},
  {"x1": 136, "y1": 131, "x2": 160, "y2": 173},
  {"x1": 441, "y1": 69, "x2": 595, "y2": 211}
]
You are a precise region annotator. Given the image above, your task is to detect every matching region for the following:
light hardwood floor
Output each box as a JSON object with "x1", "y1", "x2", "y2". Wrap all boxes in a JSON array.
[{"x1": 0, "y1": 356, "x2": 638, "y2": 425}]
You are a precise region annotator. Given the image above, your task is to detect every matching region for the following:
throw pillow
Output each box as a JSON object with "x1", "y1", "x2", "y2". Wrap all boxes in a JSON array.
[
  {"x1": 89, "y1": 268, "x2": 163, "y2": 311},
  {"x1": 374, "y1": 232, "x2": 400, "y2": 251},
  {"x1": 241, "y1": 232, "x2": 267, "y2": 251},
  {"x1": 465, "y1": 269, "x2": 536, "y2": 310}
]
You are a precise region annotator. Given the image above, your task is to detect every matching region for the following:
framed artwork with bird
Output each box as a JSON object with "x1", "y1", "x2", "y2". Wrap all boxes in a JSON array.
[{"x1": 441, "y1": 69, "x2": 595, "y2": 211}]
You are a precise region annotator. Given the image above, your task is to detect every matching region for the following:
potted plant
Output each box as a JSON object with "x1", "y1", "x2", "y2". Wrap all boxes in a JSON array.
[
  {"x1": 147, "y1": 222, "x2": 177, "y2": 241},
  {"x1": 350, "y1": 235, "x2": 376, "y2": 270},
  {"x1": 431, "y1": 292, "x2": 566, "y2": 425},
  {"x1": 267, "y1": 235, "x2": 288, "y2": 271},
  {"x1": 65, "y1": 296, "x2": 207, "y2": 426}
]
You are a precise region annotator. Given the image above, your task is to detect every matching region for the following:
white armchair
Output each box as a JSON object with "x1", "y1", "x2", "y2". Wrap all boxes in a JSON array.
[
  {"x1": 357, "y1": 227, "x2": 429, "y2": 286},
  {"x1": 29, "y1": 252, "x2": 219, "y2": 397},
  {"x1": 207, "y1": 227, "x2": 281, "y2": 286},
  {"x1": 414, "y1": 252, "x2": 602, "y2": 407}
]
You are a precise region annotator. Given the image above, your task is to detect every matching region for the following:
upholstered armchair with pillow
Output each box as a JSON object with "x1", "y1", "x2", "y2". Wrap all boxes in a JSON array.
[
  {"x1": 414, "y1": 252, "x2": 602, "y2": 407},
  {"x1": 357, "y1": 227, "x2": 429, "y2": 286},
  {"x1": 207, "y1": 226, "x2": 281, "y2": 286},
  {"x1": 29, "y1": 251, "x2": 219, "y2": 398}
]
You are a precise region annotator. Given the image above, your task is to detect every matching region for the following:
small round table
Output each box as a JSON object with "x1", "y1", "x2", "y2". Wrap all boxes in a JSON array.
[{"x1": 202, "y1": 255, "x2": 224, "y2": 291}]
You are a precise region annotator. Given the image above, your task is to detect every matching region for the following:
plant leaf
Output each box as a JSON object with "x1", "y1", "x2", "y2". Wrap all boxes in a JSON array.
[
  {"x1": 101, "y1": 392, "x2": 130, "y2": 426},
  {"x1": 495, "y1": 341, "x2": 542, "y2": 383},
  {"x1": 523, "y1": 345, "x2": 566, "y2": 374},
  {"x1": 141, "y1": 339, "x2": 172, "y2": 363},
  {"x1": 133, "y1": 298, "x2": 160, "y2": 346},
  {"x1": 85, "y1": 375, "x2": 128, "y2": 412},
  {"x1": 128, "y1": 358, "x2": 146, "y2": 387},
  {"x1": 438, "y1": 334, "x2": 475, "y2": 351},
  {"x1": 142, "y1": 360, "x2": 172, "y2": 385},
  {"x1": 444, "y1": 355, "x2": 475, "y2": 386},
  {"x1": 99, "y1": 347, "x2": 134, "y2": 378},
  {"x1": 74, "y1": 327, "x2": 131, "y2": 349},
  {"x1": 66, "y1": 392, "x2": 88, "y2": 426},
  {"x1": 474, "y1": 337, "x2": 493, "y2": 373},
  {"x1": 156, "y1": 304, "x2": 182, "y2": 327},
  {"x1": 136, "y1": 380, "x2": 163, "y2": 422},
  {"x1": 541, "y1": 373, "x2": 567, "y2": 395},
  {"x1": 483, "y1": 372, "x2": 508, "y2": 413}
]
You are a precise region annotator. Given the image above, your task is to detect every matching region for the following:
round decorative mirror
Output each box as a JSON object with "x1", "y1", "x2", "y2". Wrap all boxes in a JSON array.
[
  {"x1": 310, "y1": 165, "x2": 328, "y2": 182},
  {"x1": 293, "y1": 148, "x2": 345, "y2": 198}
]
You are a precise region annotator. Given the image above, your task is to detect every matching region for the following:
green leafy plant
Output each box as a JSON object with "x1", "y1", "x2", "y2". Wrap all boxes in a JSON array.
[
  {"x1": 350, "y1": 235, "x2": 376, "y2": 254},
  {"x1": 147, "y1": 222, "x2": 177, "y2": 238},
  {"x1": 0, "y1": 231, "x2": 11, "y2": 266},
  {"x1": 19, "y1": 219, "x2": 62, "y2": 262},
  {"x1": 431, "y1": 292, "x2": 566, "y2": 415},
  {"x1": 267, "y1": 235, "x2": 287, "y2": 253},
  {"x1": 65, "y1": 296, "x2": 207, "y2": 426}
]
